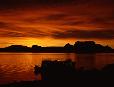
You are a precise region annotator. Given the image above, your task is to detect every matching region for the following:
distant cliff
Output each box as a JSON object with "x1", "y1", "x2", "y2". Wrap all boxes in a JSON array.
[
  {"x1": 0, "y1": 41, "x2": 113, "y2": 53},
  {"x1": 73, "y1": 41, "x2": 113, "y2": 53}
]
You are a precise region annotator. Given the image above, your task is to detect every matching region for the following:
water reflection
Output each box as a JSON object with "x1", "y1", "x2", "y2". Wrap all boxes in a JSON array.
[{"x1": 0, "y1": 53, "x2": 114, "y2": 84}]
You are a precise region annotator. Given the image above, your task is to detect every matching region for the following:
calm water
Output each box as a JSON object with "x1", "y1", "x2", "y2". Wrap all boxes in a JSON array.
[{"x1": 0, "y1": 53, "x2": 114, "y2": 84}]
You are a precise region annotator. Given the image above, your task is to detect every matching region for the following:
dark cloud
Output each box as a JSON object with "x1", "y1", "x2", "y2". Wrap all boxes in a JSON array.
[
  {"x1": 0, "y1": 31, "x2": 25, "y2": 37},
  {"x1": 23, "y1": 13, "x2": 69, "y2": 23},
  {"x1": 0, "y1": 21, "x2": 21, "y2": 31},
  {"x1": 0, "y1": 30, "x2": 48, "y2": 37},
  {"x1": 0, "y1": 21, "x2": 48, "y2": 37},
  {"x1": 0, "y1": 0, "x2": 74, "y2": 9},
  {"x1": 0, "y1": 22, "x2": 10, "y2": 28},
  {"x1": 0, "y1": 0, "x2": 113, "y2": 10},
  {"x1": 51, "y1": 29, "x2": 114, "y2": 39},
  {"x1": 25, "y1": 30, "x2": 48, "y2": 37},
  {"x1": 0, "y1": 27, "x2": 48, "y2": 38},
  {"x1": 43, "y1": 13, "x2": 68, "y2": 21},
  {"x1": 60, "y1": 15, "x2": 114, "y2": 28},
  {"x1": 61, "y1": 21, "x2": 87, "y2": 26},
  {"x1": 92, "y1": 0, "x2": 114, "y2": 6}
]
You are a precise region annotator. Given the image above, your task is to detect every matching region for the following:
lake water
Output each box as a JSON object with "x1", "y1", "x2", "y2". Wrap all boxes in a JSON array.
[{"x1": 0, "y1": 53, "x2": 114, "y2": 84}]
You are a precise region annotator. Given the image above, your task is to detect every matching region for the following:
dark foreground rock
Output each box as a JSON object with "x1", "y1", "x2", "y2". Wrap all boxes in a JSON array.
[{"x1": 1, "y1": 60, "x2": 114, "y2": 87}]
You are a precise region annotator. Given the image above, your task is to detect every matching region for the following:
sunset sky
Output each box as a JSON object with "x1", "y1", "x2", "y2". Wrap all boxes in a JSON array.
[{"x1": 0, "y1": 0, "x2": 114, "y2": 48}]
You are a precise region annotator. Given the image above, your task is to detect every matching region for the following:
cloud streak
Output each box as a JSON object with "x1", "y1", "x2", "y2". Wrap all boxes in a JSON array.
[{"x1": 51, "y1": 29, "x2": 114, "y2": 39}]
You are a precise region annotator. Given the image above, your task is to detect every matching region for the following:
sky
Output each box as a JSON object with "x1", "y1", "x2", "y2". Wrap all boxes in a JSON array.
[{"x1": 0, "y1": 0, "x2": 114, "y2": 48}]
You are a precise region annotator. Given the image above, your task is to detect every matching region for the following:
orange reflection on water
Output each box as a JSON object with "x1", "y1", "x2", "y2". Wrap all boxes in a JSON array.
[{"x1": 0, "y1": 53, "x2": 114, "y2": 84}]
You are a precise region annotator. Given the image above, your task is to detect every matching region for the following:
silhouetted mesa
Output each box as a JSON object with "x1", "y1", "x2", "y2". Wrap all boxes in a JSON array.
[
  {"x1": 0, "y1": 41, "x2": 113, "y2": 53},
  {"x1": 4, "y1": 45, "x2": 31, "y2": 52},
  {"x1": 74, "y1": 41, "x2": 113, "y2": 53}
]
